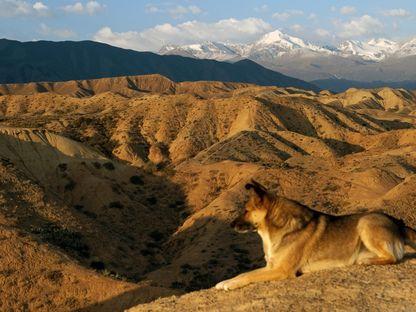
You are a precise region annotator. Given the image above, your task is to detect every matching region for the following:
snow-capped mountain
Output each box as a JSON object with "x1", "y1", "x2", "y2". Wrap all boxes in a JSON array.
[
  {"x1": 159, "y1": 30, "x2": 416, "y2": 62},
  {"x1": 394, "y1": 38, "x2": 416, "y2": 58},
  {"x1": 250, "y1": 30, "x2": 332, "y2": 56},
  {"x1": 338, "y1": 39, "x2": 399, "y2": 61},
  {"x1": 160, "y1": 42, "x2": 241, "y2": 61},
  {"x1": 160, "y1": 30, "x2": 335, "y2": 61},
  {"x1": 158, "y1": 30, "x2": 416, "y2": 84}
]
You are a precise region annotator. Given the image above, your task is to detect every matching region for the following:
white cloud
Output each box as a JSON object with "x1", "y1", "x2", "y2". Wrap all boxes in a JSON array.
[
  {"x1": 169, "y1": 5, "x2": 202, "y2": 18},
  {"x1": 63, "y1": 1, "x2": 104, "y2": 15},
  {"x1": 289, "y1": 9, "x2": 304, "y2": 15},
  {"x1": 63, "y1": 2, "x2": 84, "y2": 13},
  {"x1": 94, "y1": 18, "x2": 272, "y2": 51},
  {"x1": 0, "y1": 0, "x2": 50, "y2": 17},
  {"x1": 254, "y1": 4, "x2": 268, "y2": 12},
  {"x1": 86, "y1": 1, "x2": 104, "y2": 14},
  {"x1": 338, "y1": 15, "x2": 383, "y2": 38},
  {"x1": 145, "y1": 4, "x2": 203, "y2": 18},
  {"x1": 169, "y1": 5, "x2": 188, "y2": 18},
  {"x1": 188, "y1": 5, "x2": 202, "y2": 14},
  {"x1": 272, "y1": 12, "x2": 290, "y2": 21},
  {"x1": 290, "y1": 24, "x2": 303, "y2": 32},
  {"x1": 316, "y1": 28, "x2": 330, "y2": 37},
  {"x1": 308, "y1": 13, "x2": 317, "y2": 20},
  {"x1": 39, "y1": 23, "x2": 76, "y2": 38},
  {"x1": 33, "y1": 1, "x2": 47, "y2": 12},
  {"x1": 383, "y1": 8, "x2": 411, "y2": 17},
  {"x1": 340, "y1": 6, "x2": 356, "y2": 15},
  {"x1": 272, "y1": 9, "x2": 303, "y2": 21},
  {"x1": 0, "y1": 0, "x2": 31, "y2": 16},
  {"x1": 145, "y1": 4, "x2": 159, "y2": 13}
]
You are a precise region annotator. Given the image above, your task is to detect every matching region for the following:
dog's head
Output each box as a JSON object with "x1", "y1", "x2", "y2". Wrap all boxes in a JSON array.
[{"x1": 231, "y1": 180, "x2": 271, "y2": 233}]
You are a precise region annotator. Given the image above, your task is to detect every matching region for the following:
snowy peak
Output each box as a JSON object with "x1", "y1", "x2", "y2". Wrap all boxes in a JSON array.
[
  {"x1": 158, "y1": 30, "x2": 416, "y2": 62},
  {"x1": 159, "y1": 41, "x2": 241, "y2": 61},
  {"x1": 395, "y1": 38, "x2": 416, "y2": 57},
  {"x1": 339, "y1": 38, "x2": 399, "y2": 61},
  {"x1": 159, "y1": 30, "x2": 335, "y2": 61},
  {"x1": 255, "y1": 30, "x2": 299, "y2": 46},
  {"x1": 252, "y1": 30, "x2": 331, "y2": 54}
]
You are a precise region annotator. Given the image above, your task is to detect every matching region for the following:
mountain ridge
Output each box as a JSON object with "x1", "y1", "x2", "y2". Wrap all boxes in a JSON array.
[
  {"x1": 313, "y1": 78, "x2": 416, "y2": 93},
  {"x1": 159, "y1": 30, "x2": 416, "y2": 62},
  {"x1": 158, "y1": 30, "x2": 416, "y2": 85},
  {"x1": 0, "y1": 38, "x2": 319, "y2": 91}
]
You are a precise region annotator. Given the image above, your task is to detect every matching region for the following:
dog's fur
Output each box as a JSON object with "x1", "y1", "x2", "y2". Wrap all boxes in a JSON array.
[{"x1": 215, "y1": 180, "x2": 416, "y2": 290}]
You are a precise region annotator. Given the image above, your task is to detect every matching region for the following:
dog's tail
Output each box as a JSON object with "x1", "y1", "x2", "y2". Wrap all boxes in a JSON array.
[{"x1": 403, "y1": 226, "x2": 416, "y2": 250}]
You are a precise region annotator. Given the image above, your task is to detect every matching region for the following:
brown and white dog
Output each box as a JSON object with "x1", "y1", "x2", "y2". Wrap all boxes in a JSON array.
[{"x1": 215, "y1": 180, "x2": 416, "y2": 290}]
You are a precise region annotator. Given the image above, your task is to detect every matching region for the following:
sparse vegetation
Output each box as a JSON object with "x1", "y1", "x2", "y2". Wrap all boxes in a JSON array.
[
  {"x1": 146, "y1": 197, "x2": 157, "y2": 205},
  {"x1": 103, "y1": 162, "x2": 115, "y2": 170},
  {"x1": 58, "y1": 163, "x2": 68, "y2": 172},
  {"x1": 109, "y1": 201, "x2": 124, "y2": 209},
  {"x1": 90, "y1": 261, "x2": 105, "y2": 270},
  {"x1": 31, "y1": 223, "x2": 90, "y2": 258},
  {"x1": 2, "y1": 72, "x2": 416, "y2": 311},
  {"x1": 149, "y1": 230, "x2": 164, "y2": 242},
  {"x1": 64, "y1": 178, "x2": 76, "y2": 191},
  {"x1": 130, "y1": 175, "x2": 144, "y2": 185}
]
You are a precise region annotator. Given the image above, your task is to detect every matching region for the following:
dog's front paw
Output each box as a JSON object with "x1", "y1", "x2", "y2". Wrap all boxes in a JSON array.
[
  {"x1": 215, "y1": 279, "x2": 229, "y2": 290},
  {"x1": 215, "y1": 278, "x2": 245, "y2": 291}
]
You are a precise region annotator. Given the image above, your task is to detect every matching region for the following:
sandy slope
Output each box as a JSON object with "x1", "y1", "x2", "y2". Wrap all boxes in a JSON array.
[
  {"x1": 129, "y1": 262, "x2": 416, "y2": 311},
  {"x1": 0, "y1": 75, "x2": 416, "y2": 311}
]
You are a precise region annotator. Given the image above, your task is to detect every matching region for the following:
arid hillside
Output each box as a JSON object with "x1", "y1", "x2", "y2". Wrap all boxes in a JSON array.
[{"x1": 0, "y1": 75, "x2": 416, "y2": 311}]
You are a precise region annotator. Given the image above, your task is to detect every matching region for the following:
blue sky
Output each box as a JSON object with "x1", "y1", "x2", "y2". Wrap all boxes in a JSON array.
[{"x1": 1, "y1": 0, "x2": 415, "y2": 51}]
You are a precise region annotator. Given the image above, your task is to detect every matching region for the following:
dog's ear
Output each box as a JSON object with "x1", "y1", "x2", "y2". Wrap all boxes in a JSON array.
[{"x1": 245, "y1": 179, "x2": 268, "y2": 202}]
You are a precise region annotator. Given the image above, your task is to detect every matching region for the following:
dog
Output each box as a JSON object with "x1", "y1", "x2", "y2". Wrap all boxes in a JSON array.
[{"x1": 215, "y1": 180, "x2": 416, "y2": 290}]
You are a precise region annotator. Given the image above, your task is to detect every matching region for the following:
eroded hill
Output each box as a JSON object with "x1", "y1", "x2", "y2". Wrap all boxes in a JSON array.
[{"x1": 0, "y1": 75, "x2": 416, "y2": 311}]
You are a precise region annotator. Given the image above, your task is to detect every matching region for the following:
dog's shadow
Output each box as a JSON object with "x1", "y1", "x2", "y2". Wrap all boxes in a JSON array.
[{"x1": 144, "y1": 215, "x2": 266, "y2": 292}]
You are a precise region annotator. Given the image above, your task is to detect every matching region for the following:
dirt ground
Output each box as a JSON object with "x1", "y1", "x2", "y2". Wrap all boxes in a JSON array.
[{"x1": 0, "y1": 75, "x2": 415, "y2": 311}]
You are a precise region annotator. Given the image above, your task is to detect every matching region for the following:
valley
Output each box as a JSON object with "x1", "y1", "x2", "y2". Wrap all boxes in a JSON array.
[{"x1": 0, "y1": 75, "x2": 416, "y2": 310}]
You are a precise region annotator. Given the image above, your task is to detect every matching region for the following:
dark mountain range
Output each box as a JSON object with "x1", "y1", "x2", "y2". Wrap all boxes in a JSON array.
[{"x1": 0, "y1": 39, "x2": 319, "y2": 91}]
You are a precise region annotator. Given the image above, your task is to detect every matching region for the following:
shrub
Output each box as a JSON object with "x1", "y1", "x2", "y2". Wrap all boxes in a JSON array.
[
  {"x1": 140, "y1": 249, "x2": 154, "y2": 256},
  {"x1": 82, "y1": 210, "x2": 97, "y2": 219},
  {"x1": 31, "y1": 223, "x2": 90, "y2": 258},
  {"x1": 58, "y1": 163, "x2": 68, "y2": 172},
  {"x1": 90, "y1": 261, "x2": 105, "y2": 270},
  {"x1": 146, "y1": 197, "x2": 157, "y2": 205},
  {"x1": 109, "y1": 201, "x2": 124, "y2": 209},
  {"x1": 103, "y1": 162, "x2": 115, "y2": 170},
  {"x1": 46, "y1": 270, "x2": 64, "y2": 283},
  {"x1": 64, "y1": 179, "x2": 76, "y2": 191},
  {"x1": 149, "y1": 230, "x2": 164, "y2": 242},
  {"x1": 73, "y1": 204, "x2": 84, "y2": 211},
  {"x1": 129, "y1": 175, "x2": 144, "y2": 185}
]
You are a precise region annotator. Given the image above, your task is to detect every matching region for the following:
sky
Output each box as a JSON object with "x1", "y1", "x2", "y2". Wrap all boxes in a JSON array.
[{"x1": 0, "y1": 0, "x2": 415, "y2": 51}]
